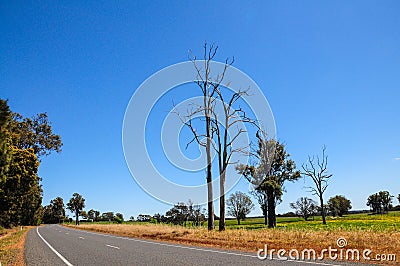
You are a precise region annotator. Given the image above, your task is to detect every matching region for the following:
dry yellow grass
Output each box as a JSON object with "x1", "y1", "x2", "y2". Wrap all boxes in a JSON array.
[
  {"x1": 66, "y1": 223, "x2": 399, "y2": 264},
  {"x1": 0, "y1": 226, "x2": 30, "y2": 266}
]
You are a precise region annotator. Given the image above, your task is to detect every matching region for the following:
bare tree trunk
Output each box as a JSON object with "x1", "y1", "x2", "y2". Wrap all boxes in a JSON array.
[
  {"x1": 267, "y1": 187, "x2": 276, "y2": 228},
  {"x1": 219, "y1": 170, "x2": 226, "y2": 231},
  {"x1": 75, "y1": 211, "x2": 79, "y2": 225},
  {"x1": 186, "y1": 43, "x2": 237, "y2": 231},
  {"x1": 320, "y1": 196, "x2": 326, "y2": 225},
  {"x1": 262, "y1": 195, "x2": 268, "y2": 225},
  {"x1": 237, "y1": 218, "x2": 240, "y2": 225},
  {"x1": 206, "y1": 115, "x2": 214, "y2": 230}
]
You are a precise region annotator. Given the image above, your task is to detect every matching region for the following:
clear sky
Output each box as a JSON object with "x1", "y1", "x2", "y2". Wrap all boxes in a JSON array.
[{"x1": 1, "y1": 1, "x2": 399, "y2": 219}]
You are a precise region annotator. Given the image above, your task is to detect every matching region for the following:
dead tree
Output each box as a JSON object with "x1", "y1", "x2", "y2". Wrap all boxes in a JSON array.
[
  {"x1": 301, "y1": 146, "x2": 332, "y2": 225},
  {"x1": 210, "y1": 87, "x2": 258, "y2": 231},
  {"x1": 178, "y1": 43, "x2": 222, "y2": 230},
  {"x1": 180, "y1": 43, "x2": 257, "y2": 231}
]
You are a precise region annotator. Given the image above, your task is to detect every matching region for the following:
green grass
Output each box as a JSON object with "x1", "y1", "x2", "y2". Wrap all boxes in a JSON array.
[{"x1": 213, "y1": 211, "x2": 400, "y2": 231}]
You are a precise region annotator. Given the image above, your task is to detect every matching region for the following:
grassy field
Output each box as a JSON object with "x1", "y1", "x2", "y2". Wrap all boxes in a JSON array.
[
  {"x1": 66, "y1": 212, "x2": 400, "y2": 264},
  {"x1": 0, "y1": 226, "x2": 30, "y2": 266},
  {"x1": 220, "y1": 212, "x2": 400, "y2": 231}
]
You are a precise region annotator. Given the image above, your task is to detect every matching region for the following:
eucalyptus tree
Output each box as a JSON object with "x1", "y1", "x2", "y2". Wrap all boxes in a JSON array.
[
  {"x1": 0, "y1": 98, "x2": 62, "y2": 227},
  {"x1": 237, "y1": 131, "x2": 300, "y2": 228},
  {"x1": 67, "y1": 193, "x2": 85, "y2": 225},
  {"x1": 327, "y1": 195, "x2": 351, "y2": 217},
  {"x1": 179, "y1": 43, "x2": 261, "y2": 231}
]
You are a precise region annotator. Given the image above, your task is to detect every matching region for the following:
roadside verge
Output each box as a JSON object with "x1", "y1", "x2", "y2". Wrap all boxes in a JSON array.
[{"x1": 0, "y1": 226, "x2": 31, "y2": 266}]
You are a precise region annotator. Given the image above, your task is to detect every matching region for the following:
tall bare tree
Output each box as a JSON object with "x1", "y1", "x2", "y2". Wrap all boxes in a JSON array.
[
  {"x1": 181, "y1": 43, "x2": 257, "y2": 231},
  {"x1": 302, "y1": 146, "x2": 332, "y2": 225},
  {"x1": 210, "y1": 87, "x2": 257, "y2": 231},
  {"x1": 180, "y1": 43, "x2": 221, "y2": 230}
]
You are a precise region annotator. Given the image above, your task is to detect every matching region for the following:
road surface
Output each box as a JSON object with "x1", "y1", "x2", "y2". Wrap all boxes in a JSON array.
[{"x1": 25, "y1": 224, "x2": 369, "y2": 266}]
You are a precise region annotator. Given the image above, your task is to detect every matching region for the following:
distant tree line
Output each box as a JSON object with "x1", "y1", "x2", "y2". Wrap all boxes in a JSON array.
[
  {"x1": 367, "y1": 191, "x2": 395, "y2": 214},
  {"x1": 43, "y1": 190, "x2": 400, "y2": 228},
  {"x1": 134, "y1": 195, "x2": 255, "y2": 227},
  {"x1": 149, "y1": 200, "x2": 206, "y2": 226},
  {"x1": 290, "y1": 195, "x2": 352, "y2": 221},
  {"x1": 42, "y1": 193, "x2": 125, "y2": 225}
]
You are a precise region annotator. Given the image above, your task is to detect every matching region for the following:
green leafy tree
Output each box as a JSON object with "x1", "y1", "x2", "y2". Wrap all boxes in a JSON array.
[
  {"x1": 0, "y1": 99, "x2": 62, "y2": 228},
  {"x1": 226, "y1": 191, "x2": 254, "y2": 225},
  {"x1": 379, "y1": 191, "x2": 393, "y2": 213},
  {"x1": 165, "y1": 202, "x2": 189, "y2": 226},
  {"x1": 87, "y1": 209, "x2": 95, "y2": 221},
  {"x1": 367, "y1": 191, "x2": 393, "y2": 214},
  {"x1": 114, "y1": 213, "x2": 124, "y2": 224},
  {"x1": 101, "y1": 212, "x2": 114, "y2": 222},
  {"x1": 327, "y1": 195, "x2": 352, "y2": 217},
  {"x1": 237, "y1": 132, "x2": 300, "y2": 228},
  {"x1": 0, "y1": 100, "x2": 13, "y2": 227},
  {"x1": 87, "y1": 209, "x2": 100, "y2": 221},
  {"x1": 0, "y1": 147, "x2": 42, "y2": 227},
  {"x1": 398, "y1": 194, "x2": 400, "y2": 205},
  {"x1": 115, "y1": 213, "x2": 124, "y2": 221},
  {"x1": 42, "y1": 205, "x2": 55, "y2": 224},
  {"x1": 51, "y1": 197, "x2": 65, "y2": 223},
  {"x1": 9, "y1": 112, "x2": 62, "y2": 158},
  {"x1": 67, "y1": 193, "x2": 85, "y2": 225},
  {"x1": 367, "y1": 193, "x2": 382, "y2": 214},
  {"x1": 42, "y1": 197, "x2": 65, "y2": 224},
  {"x1": 290, "y1": 197, "x2": 318, "y2": 221},
  {"x1": 0, "y1": 100, "x2": 12, "y2": 184},
  {"x1": 80, "y1": 210, "x2": 88, "y2": 219}
]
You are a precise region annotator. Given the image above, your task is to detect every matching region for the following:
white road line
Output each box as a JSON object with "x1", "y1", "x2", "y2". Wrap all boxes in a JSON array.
[
  {"x1": 60, "y1": 225, "x2": 340, "y2": 266},
  {"x1": 105, "y1": 244, "x2": 120, "y2": 249},
  {"x1": 79, "y1": 237, "x2": 85, "y2": 239},
  {"x1": 36, "y1": 227, "x2": 74, "y2": 266},
  {"x1": 65, "y1": 232, "x2": 69, "y2": 234}
]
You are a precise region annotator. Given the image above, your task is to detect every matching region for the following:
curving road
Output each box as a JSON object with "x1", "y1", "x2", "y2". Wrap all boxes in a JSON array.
[{"x1": 25, "y1": 225, "x2": 368, "y2": 266}]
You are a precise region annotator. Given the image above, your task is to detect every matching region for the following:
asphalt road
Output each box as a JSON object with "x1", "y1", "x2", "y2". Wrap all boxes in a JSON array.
[{"x1": 25, "y1": 224, "x2": 370, "y2": 266}]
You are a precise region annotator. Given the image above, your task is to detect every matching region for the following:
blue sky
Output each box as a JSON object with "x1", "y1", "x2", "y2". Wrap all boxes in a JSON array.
[{"x1": 1, "y1": 1, "x2": 399, "y2": 219}]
